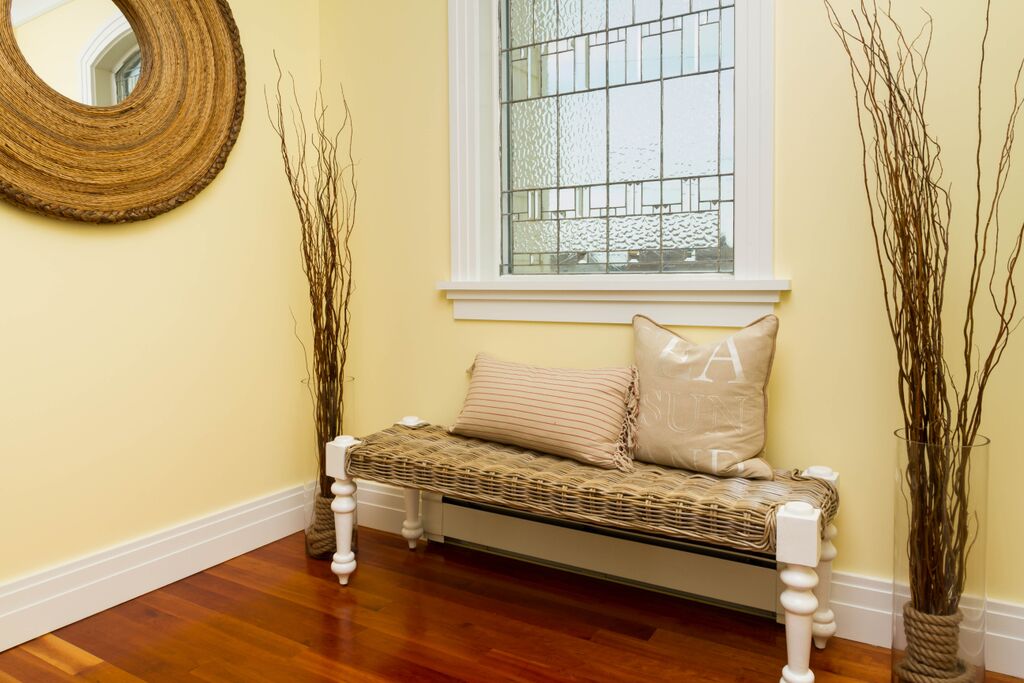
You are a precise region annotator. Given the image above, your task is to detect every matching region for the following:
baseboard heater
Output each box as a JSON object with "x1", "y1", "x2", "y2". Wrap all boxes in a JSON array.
[{"x1": 440, "y1": 496, "x2": 780, "y2": 617}]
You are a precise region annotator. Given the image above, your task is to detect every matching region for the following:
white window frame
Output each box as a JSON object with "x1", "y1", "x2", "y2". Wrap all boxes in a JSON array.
[{"x1": 437, "y1": 0, "x2": 788, "y2": 327}]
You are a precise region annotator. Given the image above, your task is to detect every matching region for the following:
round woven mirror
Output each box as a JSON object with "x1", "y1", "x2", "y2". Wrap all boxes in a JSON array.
[{"x1": 0, "y1": 0, "x2": 245, "y2": 223}]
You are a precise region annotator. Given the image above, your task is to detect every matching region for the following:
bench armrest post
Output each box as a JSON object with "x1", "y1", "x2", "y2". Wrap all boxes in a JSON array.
[
  {"x1": 777, "y1": 501, "x2": 822, "y2": 683},
  {"x1": 327, "y1": 436, "x2": 360, "y2": 586}
]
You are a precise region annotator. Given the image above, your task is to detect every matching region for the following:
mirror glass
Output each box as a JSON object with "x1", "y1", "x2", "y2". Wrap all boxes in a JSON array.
[{"x1": 11, "y1": 0, "x2": 141, "y2": 106}]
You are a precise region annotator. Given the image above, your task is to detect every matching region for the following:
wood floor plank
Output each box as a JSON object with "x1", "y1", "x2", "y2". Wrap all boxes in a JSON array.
[
  {"x1": 17, "y1": 635, "x2": 103, "y2": 676},
  {"x1": 1, "y1": 529, "x2": 1019, "y2": 682},
  {"x1": 0, "y1": 648, "x2": 76, "y2": 683}
]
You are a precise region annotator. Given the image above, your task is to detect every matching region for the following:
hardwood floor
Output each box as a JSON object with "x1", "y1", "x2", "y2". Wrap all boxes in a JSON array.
[{"x1": 1, "y1": 529, "x2": 1018, "y2": 682}]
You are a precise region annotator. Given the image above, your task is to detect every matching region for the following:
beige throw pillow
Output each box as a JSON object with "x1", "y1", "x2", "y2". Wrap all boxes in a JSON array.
[
  {"x1": 632, "y1": 315, "x2": 777, "y2": 479},
  {"x1": 450, "y1": 354, "x2": 638, "y2": 472}
]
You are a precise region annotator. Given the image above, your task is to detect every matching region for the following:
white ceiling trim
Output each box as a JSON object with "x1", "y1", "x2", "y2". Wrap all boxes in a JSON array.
[{"x1": 11, "y1": 0, "x2": 76, "y2": 28}]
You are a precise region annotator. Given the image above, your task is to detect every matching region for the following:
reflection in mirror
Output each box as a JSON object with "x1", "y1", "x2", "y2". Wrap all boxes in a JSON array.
[{"x1": 11, "y1": 0, "x2": 140, "y2": 106}]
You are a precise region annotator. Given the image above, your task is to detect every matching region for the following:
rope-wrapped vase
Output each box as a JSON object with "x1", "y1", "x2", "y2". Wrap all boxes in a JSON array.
[
  {"x1": 894, "y1": 604, "x2": 975, "y2": 683},
  {"x1": 0, "y1": 0, "x2": 245, "y2": 223},
  {"x1": 305, "y1": 495, "x2": 336, "y2": 559}
]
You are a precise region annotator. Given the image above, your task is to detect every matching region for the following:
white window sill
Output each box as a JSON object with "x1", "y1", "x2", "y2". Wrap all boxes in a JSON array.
[{"x1": 436, "y1": 276, "x2": 790, "y2": 327}]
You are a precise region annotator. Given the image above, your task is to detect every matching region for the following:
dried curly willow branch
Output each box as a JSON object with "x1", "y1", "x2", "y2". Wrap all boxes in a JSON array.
[
  {"x1": 825, "y1": 0, "x2": 1024, "y2": 616},
  {"x1": 267, "y1": 54, "x2": 358, "y2": 498}
]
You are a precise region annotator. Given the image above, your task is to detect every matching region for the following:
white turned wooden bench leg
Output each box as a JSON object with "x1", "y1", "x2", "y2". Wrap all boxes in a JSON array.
[
  {"x1": 395, "y1": 416, "x2": 428, "y2": 550},
  {"x1": 402, "y1": 489, "x2": 424, "y2": 549},
  {"x1": 812, "y1": 523, "x2": 837, "y2": 649},
  {"x1": 777, "y1": 501, "x2": 822, "y2": 683},
  {"x1": 803, "y1": 467, "x2": 840, "y2": 650},
  {"x1": 327, "y1": 435, "x2": 361, "y2": 586}
]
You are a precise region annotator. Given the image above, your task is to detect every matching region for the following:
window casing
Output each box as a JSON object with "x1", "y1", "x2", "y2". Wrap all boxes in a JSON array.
[{"x1": 439, "y1": 0, "x2": 787, "y2": 326}]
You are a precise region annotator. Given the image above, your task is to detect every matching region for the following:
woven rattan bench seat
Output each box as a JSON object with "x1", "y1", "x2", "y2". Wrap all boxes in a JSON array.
[{"x1": 348, "y1": 425, "x2": 839, "y2": 554}]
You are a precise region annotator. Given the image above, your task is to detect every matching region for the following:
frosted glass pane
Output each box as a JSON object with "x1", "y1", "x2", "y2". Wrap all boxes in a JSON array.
[
  {"x1": 541, "y1": 188, "x2": 559, "y2": 215},
  {"x1": 721, "y1": 7, "x2": 734, "y2": 68},
  {"x1": 542, "y1": 51, "x2": 558, "y2": 95},
  {"x1": 664, "y1": 73, "x2": 718, "y2": 177},
  {"x1": 610, "y1": 216, "x2": 660, "y2": 249},
  {"x1": 523, "y1": 46, "x2": 543, "y2": 98},
  {"x1": 608, "y1": 0, "x2": 632, "y2": 28},
  {"x1": 693, "y1": 0, "x2": 718, "y2": 10},
  {"x1": 560, "y1": 218, "x2": 607, "y2": 251},
  {"x1": 559, "y1": 91, "x2": 607, "y2": 186},
  {"x1": 662, "y1": 179, "x2": 682, "y2": 205},
  {"x1": 610, "y1": 82, "x2": 660, "y2": 182},
  {"x1": 642, "y1": 180, "x2": 661, "y2": 208},
  {"x1": 663, "y1": 212, "x2": 718, "y2": 248},
  {"x1": 589, "y1": 42, "x2": 606, "y2": 88},
  {"x1": 581, "y1": 0, "x2": 606, "y2": 32},
  {"x1": 720, "y1": 68, "x2": 734, "y2": 173},
  {"x1": 558, "y1": 47, "x2": 575, "y2": 93},
  {"x1": 699, "y1": 176, "x2": 718, "y2": 201},
  {"x1": 559, "y1": 0, "x2": 581, "y2": 37},
  {"x1": 513, "y1": 220, "x2": 558, "y2": 252},
  {"x1": 510, "y1": 51, "x2": 531, "y2": 101},
  {"x1": 699, "y1": 17, "x2": 719, "y2": 71},
  {"x1": 682, "y1": 14, "x2": 698, "y2": 74},
  {"x1": 641, "y1": 34, "x2": 660, "y2": 81},
  {"x1": 662, "y1": 30, "x2": 682, "y2": 78},
  {"x1": 664, "y1": 0, "x2": 689, "y2": 16},
  {"x1": 574, "y1": 39, "x2": 588, "y2": 90},
  {"x1": 636, "y1": 0, "x2": 660, "y2": 21},
  {"x1": 511, "y1": 98, "x2": 557, "y2": 189},
  {"x1": 536, "y1": 0, "x2": 558, "y2": 42},
  {"x1": 509, "y1": 191, "x2": 530, "y2": 217},
  {"x1": 626, "y1": 26, "x2": 641, "y2": 82},
  {"x1": 608, "y1": 36, "x2": 626, "y2": 85},
  {"x1": 608, "y1": 183, "x2": 627, "y2": 210},
  {"x1": 510, "y1": 0, "x2": 532, "y2": 48},
  {"x1": 558, "y1": 187, "x2": 576, "y2": 211}
]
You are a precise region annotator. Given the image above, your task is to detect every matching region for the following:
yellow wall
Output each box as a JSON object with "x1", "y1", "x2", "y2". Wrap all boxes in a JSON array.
[
  {"x1": 13, "y1": 0, "x2": 118, "y2": 102},
  {"x1": 0, "y1": 2, "x2": 322, "y2": 582},
  {"x1": 324, "y1": 0, "x2": 1024, "y2": 603}
]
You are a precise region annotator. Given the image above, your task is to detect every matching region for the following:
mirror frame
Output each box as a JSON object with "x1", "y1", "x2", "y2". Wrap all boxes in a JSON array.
[{"x1": 0, "y1": 0, "x2": 245, "y2": 223}]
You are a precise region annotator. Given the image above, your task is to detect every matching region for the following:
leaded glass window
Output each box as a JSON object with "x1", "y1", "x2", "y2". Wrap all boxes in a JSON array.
[{"x1": 500, "y1": 0, "x2": 735, "y2": 275}]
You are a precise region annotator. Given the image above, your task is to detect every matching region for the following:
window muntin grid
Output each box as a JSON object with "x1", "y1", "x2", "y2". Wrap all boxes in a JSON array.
[{"x1": 500, "y1": 0, "x2": 735, "y2": 275}]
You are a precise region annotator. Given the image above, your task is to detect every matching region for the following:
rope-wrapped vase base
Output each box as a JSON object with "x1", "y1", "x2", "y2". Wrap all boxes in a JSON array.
[
  {"x1": 305, "y1": 495, "x2": 336, "y2": 559},
  {"x1": 894, "y1": 604, "x2": 975, "y2": 683}
]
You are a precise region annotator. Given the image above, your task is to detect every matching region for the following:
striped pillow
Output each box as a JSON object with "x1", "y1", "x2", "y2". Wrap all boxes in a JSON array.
[{"x1": 450, "y1": 354, "x2": 638, "y2": 472}]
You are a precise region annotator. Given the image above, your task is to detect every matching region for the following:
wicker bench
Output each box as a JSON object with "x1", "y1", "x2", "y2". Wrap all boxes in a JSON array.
[{"x1": 327, "y1": 419, "x2": 840, "y2": 683}]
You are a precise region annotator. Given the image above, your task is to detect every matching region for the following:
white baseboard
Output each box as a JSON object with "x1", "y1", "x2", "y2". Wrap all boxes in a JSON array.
[
  {"x1": 0, "y1": 483, "x2": 313, "y2": 653},
  {"x1": 988, "y1": 601, "x2": 1024, "y2": 678},
  {"x1": 356, "y1": 481, "x2": 1024, "y2": 678}
]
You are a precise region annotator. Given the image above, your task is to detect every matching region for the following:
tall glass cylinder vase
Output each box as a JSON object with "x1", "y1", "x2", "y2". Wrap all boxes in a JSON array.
[{"x1": 892, "y1": 431, "x2": 989, "y2": 683}]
